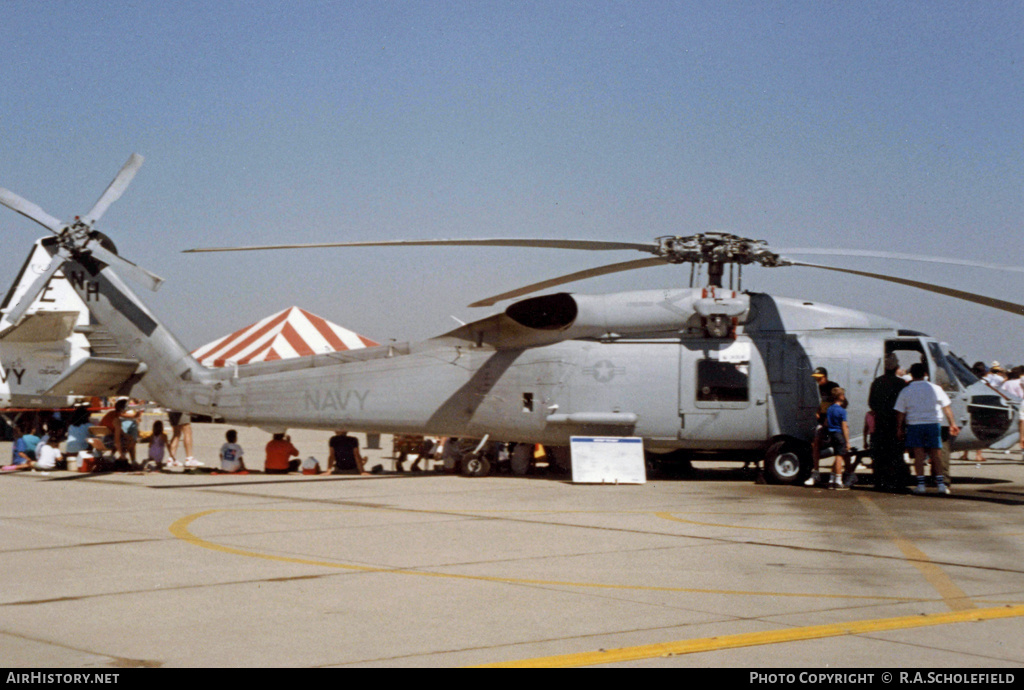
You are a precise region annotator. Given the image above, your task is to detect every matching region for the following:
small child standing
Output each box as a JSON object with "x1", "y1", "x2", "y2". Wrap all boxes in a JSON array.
[
  {"x1": 825, "y1": 388, "x2": 852, "y2": 490},
  {"x1": 220, "y1": 429, "x2": 246, "y2": 473}
]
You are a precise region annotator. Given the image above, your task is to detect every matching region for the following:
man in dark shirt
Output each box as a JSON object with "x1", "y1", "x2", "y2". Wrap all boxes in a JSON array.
[
  {"x1": 869, "y1": 353, "x2": 910, "y2": 492},
  {"x1": 328, "y1": 431, "x2": 368, "y2": 475},
  {"x1": 805, "y1": 367, "x2": 841, "y2": 486}
]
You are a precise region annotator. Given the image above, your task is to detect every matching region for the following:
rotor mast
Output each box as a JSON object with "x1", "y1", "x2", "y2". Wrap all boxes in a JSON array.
[{"x1": 655, "y1": 233, "x2": 788, "y2": 289}]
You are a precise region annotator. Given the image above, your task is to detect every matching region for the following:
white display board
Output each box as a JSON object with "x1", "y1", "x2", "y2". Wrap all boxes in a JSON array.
[{"x1": 570, "y1": 436, "x2": 646, "y2": 484}]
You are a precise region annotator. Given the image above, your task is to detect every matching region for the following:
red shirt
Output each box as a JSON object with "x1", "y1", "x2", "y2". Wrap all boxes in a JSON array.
[
  {"x1": 265, "y1": 439, "x2": 298, "y2": 471},
  {"x1": 99, "y1": 410, "x2": 120, "y2": 432}
]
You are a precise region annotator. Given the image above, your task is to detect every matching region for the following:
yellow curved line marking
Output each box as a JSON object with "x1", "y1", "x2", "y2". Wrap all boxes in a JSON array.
[
  {"x1": 476, "y1": 605, "x2": 1024, "y2": 667},
  {"x1": 170, "y1": 509, "x2": 932, "y2": 603},
  {"x1": 855, "y1": 494, "x2": 976, "y2": 611},
  {"x1": 655, "y1": 510, "x2": 826, "y2": 533}
]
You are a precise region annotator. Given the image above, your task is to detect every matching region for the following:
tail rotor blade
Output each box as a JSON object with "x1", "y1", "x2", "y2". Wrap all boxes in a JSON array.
[
  {"x1": 85, "y1": 153, "x2": 144, "y2": 224},
  {"x1": 469, "y1": 257, "x2": 666, "y2": 308},
  {"x1": 88, "y1": 242, "x2": 164, "y2": 292},
  {"x1": 0, "y1": 188, "x2": 65, "y2": 234},
  {"x1": 2, "y1": 253, "x2": 67, "y2": 326}
]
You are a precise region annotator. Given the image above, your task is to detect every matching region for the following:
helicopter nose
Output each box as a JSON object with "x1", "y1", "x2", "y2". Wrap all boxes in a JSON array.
[{"x1": 965, "y1": 385, "x2": 1014, "y2": 444}]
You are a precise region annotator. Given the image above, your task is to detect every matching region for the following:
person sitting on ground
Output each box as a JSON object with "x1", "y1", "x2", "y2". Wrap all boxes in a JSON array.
[
  {"x1": 265, "y1": 432, "x2": 300, "y2": 474},
  {"x1": 219, "y1": 429, "x2": 247, "y2": 473},
  {"x1": 3, "y1": 423, "x2": 41, "y2": 471},
  {"x1": 13, "y1": 424, "x2": 41, "y2": 466},
  {"x1": 30, "y1": 435, "x2": 64, "y2": 472},
  {"x1": 327, "y1": 430, "x2": 368, "y2": 475},
  {"x1": 145, "y1": 420, "x2": 175, "y2": 470},
  {"x1": 64, "y1": 405, "x2": 93, "y2": 463}
]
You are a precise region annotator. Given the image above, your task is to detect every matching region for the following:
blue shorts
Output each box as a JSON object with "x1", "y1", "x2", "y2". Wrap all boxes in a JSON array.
[{"x1": 905, "y1": 423, "x2": 942, "y2": 450}]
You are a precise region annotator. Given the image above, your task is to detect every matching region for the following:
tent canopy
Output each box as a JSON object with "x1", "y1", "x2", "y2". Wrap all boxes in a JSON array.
[{"x1": 192, "y1": 307, "x2": 378, "y2": 368}]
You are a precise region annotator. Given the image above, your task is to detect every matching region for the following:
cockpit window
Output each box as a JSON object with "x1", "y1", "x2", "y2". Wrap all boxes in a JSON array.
[
  {"x1": 927, "y1": 342, "x2": 959, "y2": 392},
  {"x1": 946, "y1": 351, "x2": 980, "y2": 388}
]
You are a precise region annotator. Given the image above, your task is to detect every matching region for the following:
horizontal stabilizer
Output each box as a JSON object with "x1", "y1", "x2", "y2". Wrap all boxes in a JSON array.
[
  {"x1": 0, "y1": 311, "x2": 78, "y2": 342},
  {"x1": 42, "y1": 357, "x2": 140, "y2": 397}
]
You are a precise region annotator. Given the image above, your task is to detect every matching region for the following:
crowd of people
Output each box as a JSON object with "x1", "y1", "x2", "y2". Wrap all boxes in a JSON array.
[
  {"x1": 1, "y1": 402, "x2": 374, "y2": 477},
  {"x1": 805, "y1": 356, "x2": 1022, "y2": 495}
]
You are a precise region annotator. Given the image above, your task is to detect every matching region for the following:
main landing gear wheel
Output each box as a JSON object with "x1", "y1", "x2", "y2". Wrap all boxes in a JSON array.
[
  {"x1": 763, "y1": 440, "x2": 809, "y2": 485},
  {"x1": 510, "y1": 444, "x2": 532, "y2": 476},
  {"x1": 462, "y1": 456, "x2": 491, "y2": 477}
]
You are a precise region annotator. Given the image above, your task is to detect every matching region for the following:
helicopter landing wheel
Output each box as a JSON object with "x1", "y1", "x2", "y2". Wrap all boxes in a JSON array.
[
  {"x1": 763, "y1": 440, "x2": 809, "y2": 485},
  {"x1": 510, "y1": 444, "x2": 532, "y2": 476},
  {"x1": 462, "y1": 455, "x2": 491, "y2": 477}
]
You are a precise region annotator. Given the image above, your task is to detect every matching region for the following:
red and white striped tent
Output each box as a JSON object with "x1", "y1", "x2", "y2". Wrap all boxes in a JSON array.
[{"x1": 192, "y1": 306, "x2": 379, "y2": 368}]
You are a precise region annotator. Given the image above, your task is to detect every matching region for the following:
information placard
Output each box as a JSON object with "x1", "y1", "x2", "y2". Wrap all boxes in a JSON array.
[{"x1": 569, "y1": 436, "x2": 646, "y2": 484}]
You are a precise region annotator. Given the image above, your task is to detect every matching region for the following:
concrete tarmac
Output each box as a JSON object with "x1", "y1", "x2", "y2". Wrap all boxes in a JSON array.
[{"x1": 2, "y1": 422, "x2": 1024, "y2": 668}]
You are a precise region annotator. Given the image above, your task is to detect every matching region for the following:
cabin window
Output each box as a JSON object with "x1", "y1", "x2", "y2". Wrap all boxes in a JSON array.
[
  {"x1": 696, "y1": 359, "x2": 749, "y2": 403},
  {"x1": 522, "y1": 392, "x2": 534, "y2": 413}
]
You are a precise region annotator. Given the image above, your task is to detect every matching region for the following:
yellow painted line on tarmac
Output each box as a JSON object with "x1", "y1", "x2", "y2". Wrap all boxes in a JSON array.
[
  {"x1": 475, "y1": 605, "x2": 1024, "y2": 667},
  {"x1": 856, "y1": 494, "x2": 976, "y2": 611},
  {"x1": 169, "y1": 509, "x2": 933, "y2": 604},
  {"x1": 655, "y1": 510, "x2": 827, "y2": 534}
]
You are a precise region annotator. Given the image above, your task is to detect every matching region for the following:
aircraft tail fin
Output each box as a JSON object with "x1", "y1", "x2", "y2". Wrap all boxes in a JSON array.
[{"x1": 0, "y1": 238, "x2": 85, "y2": 339}]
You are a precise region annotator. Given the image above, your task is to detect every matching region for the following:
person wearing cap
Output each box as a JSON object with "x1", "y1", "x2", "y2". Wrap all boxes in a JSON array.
[
  {"x1": 868, "y1": 353, "x2": 910, "y2": 492},
  {"x1": 805, "y1": 367, "x2": 841, "y2": 486},
  {"x1": 894, "y1": 362, "x2": 960, "y2": 495},
  {"x1": 983, "y1": 363, "x2": 1006, "y2": 388},
  {"x1": 1000, "y1": 366, "x2": 1023, "y2": 401}
]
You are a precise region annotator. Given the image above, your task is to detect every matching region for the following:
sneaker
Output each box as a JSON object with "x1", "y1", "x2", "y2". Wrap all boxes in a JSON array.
[
  {"x1": 804, "y1": 471, "x2": 820, "y2": 487},
  {"x1": 843, "y1": 472, "x2": 858, "y2": 488},
  {"x1": 912, "y1": 484, "x2": 927, "y2": 495},
  {"x1": 184, "y1": 457, "x2": 204, "y2": 468},
  {"x1": 164, "y1": 459, "x2": 183, "y2": 469},
  {"x1": 937, "y1": 484, "x2": 951, "y2": 495}
]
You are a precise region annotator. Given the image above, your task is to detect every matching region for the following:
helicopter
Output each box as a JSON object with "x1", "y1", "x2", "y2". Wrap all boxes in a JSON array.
[
  {"x1": 0, "y1": 237, "x2": 140, "y2": 415},
  {"x1": 0, "y1": 154, "x2": 1018, "y2": 483}
]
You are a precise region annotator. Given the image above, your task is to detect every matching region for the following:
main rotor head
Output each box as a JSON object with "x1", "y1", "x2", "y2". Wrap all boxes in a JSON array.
[{"x1": 653, "y1": 233, "x2": 789, "y2": 268}]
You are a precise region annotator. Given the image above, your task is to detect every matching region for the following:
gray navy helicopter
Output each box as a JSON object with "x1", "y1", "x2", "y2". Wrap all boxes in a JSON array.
[{"x1": 1, "y1": 154, "x2": 1019, "y2": 482}]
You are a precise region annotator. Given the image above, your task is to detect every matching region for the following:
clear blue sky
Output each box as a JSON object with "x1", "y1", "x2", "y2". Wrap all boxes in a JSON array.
[{"x1": 2, "y1": 1, "x2": 1021, "y2": 364}]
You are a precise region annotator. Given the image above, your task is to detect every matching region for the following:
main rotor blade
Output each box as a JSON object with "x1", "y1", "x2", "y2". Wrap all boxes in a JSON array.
[
  {"x1": 469, "y1": 257, "x2": 666, "y2": 308},
  {"x1": 85, "y1": 153, "x2": 144, "y2": 224},
  {"x1": 183, "y1": 238, "x2": 661, "y2": 254},
  {"x1": 792, "y1": 261, "x2": 1024, "y2": 316},
  {"x1": 778, "y1": 248, "x2": 1024, "y2": 275},
  {"x1": 3, "y1": 253, "x2": 67, "y2": 326},
  {"x1": 0, "y1": 188, "x2": 65, "y2": 234},
  {"x1": 88, "y1": 242, "x2": 164, "y2": 292}
]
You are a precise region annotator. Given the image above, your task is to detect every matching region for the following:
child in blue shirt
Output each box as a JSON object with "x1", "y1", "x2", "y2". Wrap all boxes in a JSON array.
[
  {"x1": 824, "y1": 388, "x2": 851, "y2": 490},
  {"x1": 219, "y1": 429, "x2": 246, "y2": 473}
]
